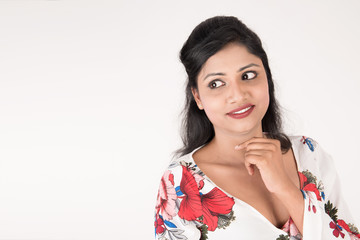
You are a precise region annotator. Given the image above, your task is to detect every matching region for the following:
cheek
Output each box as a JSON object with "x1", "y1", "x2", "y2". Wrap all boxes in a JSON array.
[
  {"x1": 258, "y1": 83, "x2": 270, "y2": 110},
  {"x1": 200, "y1": 96, "x2": 223, "y2": 121}
]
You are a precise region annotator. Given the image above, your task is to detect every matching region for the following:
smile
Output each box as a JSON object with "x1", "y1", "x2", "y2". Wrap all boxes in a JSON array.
[
  {"x1": 227, "y1": 104, "x2": 255, "y2": 119},
  {"x1": 233, "y1": 106, "x2": 252, "y2": 114}
]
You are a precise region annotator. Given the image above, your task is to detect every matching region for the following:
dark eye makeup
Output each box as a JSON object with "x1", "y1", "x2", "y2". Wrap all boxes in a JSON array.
[
  {"x1": 207, "y1": 71, "x2": 258, "y2": 89},
  {"x1": 208, "y1": 80, "x2": 225, "y2": 89},
  {"x1": 242, "y1": 71, "x2": 257, "y2": 80}
]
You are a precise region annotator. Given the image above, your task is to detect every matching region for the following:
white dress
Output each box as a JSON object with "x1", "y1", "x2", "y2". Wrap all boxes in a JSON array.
[{"x1": 154, "y1": 136, "x2": 359, "y2": 239}]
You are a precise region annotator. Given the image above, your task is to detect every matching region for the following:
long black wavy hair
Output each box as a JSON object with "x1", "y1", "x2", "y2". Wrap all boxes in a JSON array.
[{"x1": 175, "y1": 16, "x2": 291, "y2": 157}]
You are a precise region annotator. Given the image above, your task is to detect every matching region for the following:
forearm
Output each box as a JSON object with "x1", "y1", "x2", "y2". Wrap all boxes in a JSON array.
[{"x1": 274, "y1": 182, "x2": 304, "y2": 235}]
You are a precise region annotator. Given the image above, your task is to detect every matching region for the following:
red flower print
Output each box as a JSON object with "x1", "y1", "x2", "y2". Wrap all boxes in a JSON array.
[
  {"x1": 156, "y1": 170, "x2": 177, "y2": 221},
  {"x1": 169, "y1": 173, "x2": 174, "y2": 186},
  {"x1": 281, "y1": 217, "x2": 301, "y2": 238},
  {"x1": 330, "y1": 220, "x2": 345, "y2": 238},
  {"x1": 304, "y1": 195, "x2": 317, "y2": 213},
  {"x1": 338, "y1": 220, "x2": 360, "y2": 239},
  {"x1": 177, "y1": 166, "x2": 235, "y2": 231},
  {"x1": 349, "y1": 233, "x2": 360, "y2": 240},
  {"x1": 154, "y1": 215, "x2": 165, "y2": 234},
  {"x1": 178, "y1": 166, "x2": 202, "y2": 221},
  {"x1": 298, "y1": 171, "x2": 323, "y2": 213},
  {"x1": 190, "y1": 169, "x2": 204, "y2": 190},
  {"x1": 201, "y1": 188, "x2": 235, "y2": 231},
  {"x1": 338, "y1": 220, "x2": 351, "y2": 232},
  {"x1": 298, "y1": 172, "x2": 307, "y2": 189},
  {"x1": 303, "y1": 183, "x2": 321, "y2": 201}
]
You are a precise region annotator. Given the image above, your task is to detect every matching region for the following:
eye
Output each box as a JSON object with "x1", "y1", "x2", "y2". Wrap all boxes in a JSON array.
[
  {"x1": 242, "y1": 71, "x2": 257, "y2": 80},
  {"x1": 208, "y1": 80, "x2": 225, "y2": 89}
]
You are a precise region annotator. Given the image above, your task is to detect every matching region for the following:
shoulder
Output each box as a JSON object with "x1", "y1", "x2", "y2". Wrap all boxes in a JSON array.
[
  {"x1": 154, "y1": 153, "x2": 208, "y2": 239},
  {"x1": 289, "y1": 135, "x2": 338, "y2": 182},
  {"x1": 288, "y1": 135, "x2": 319, "y2": 152},
  {"x1": 288, "y1": 135, "x2": 332, "y2": 161},
  {"x1": 157, "y1": 152, "x2": 205, "y2": 194},
  {"x1": 289, "y1": 135, "x2": 339, "y2": 194}
]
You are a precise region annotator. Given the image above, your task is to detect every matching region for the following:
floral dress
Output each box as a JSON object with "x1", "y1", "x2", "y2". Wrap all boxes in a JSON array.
[{"x1": 154, "y1": 136, "x2": 359, "y2": 239}]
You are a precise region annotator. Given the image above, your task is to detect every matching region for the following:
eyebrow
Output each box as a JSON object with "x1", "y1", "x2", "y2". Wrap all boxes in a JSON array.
[{"x1": 203, "y1": 63, "x2": 260, "y2": 81}]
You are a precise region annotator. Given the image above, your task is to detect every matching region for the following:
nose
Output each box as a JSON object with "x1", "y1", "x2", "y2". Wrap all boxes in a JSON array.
[{"x1": 226, "y1": 80, "x2": 247, "y2": 104}]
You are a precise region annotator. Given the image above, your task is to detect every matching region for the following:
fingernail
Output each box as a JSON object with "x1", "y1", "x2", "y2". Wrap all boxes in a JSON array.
[{"x1": 235, "y1": 144, "x2": 243, "y2": 150}]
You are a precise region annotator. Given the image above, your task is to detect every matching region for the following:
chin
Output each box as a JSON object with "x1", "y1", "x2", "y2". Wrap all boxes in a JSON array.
[{"x1": 230, "y1": 123, "x2": 263, "y2": 136}]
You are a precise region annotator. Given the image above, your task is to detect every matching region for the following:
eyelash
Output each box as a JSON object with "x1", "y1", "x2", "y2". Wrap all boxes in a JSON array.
[
  {"x1": 208, "y1": 80, "x2": 224, "y2": 89},
  {"x1": 208, "y1": 71, "x2": 258, "y2": 89}
]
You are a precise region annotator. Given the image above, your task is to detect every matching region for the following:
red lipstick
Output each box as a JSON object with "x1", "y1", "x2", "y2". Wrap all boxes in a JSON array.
[{"x1": 227, "y1": 104, "x2": 255, "y2": 119}]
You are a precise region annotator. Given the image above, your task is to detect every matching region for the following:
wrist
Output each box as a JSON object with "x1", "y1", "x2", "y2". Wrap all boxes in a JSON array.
[
  {"x1": 273, "y1": 182, "x2": 304, "y2": 235},
  {"x1": 273, "y1": 182, "x2": 303, "y2": 205}
]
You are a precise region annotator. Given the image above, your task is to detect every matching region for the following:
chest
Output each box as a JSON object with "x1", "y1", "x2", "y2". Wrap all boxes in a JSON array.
[
  {"x1": 199, "y1": 164, "x2": 291, "y2": 228},
  {"x1": 196, "y1": 147, "x2": 300, "y2": 227}
]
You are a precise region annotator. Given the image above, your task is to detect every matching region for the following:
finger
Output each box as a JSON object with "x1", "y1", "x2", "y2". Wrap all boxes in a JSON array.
[
  {"x1": 244, "y1": 151, "x2": 269, "y2": 167},
  {"x1": 244, "y1": 161, "x2": 254, "y2": 176},
  {"x1": 235, "y1": 137, "x2": 265, "y2": 150},
  {"x1": 244, "y1": 152, "x2": 263, "y2": 163},
  {"x1": 235, "y1": 137, "x2": 278, "y2": 150},
  {"x1": 244, "y1": 142, "x2": 277, "y2": 152}
]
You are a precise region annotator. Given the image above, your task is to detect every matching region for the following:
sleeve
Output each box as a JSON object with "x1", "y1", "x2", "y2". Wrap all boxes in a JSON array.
[
  {"x1": 154, "y1": 162, "x2": 202, "y2": 240},
  {"x1": 299, "y1": 138, "x2": 360, "y2": 239}
]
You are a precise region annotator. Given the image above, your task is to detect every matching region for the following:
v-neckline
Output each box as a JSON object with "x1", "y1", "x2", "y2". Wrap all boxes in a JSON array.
[{"x1": 188, "y1": 136, "x2": 302, "y2": 233}]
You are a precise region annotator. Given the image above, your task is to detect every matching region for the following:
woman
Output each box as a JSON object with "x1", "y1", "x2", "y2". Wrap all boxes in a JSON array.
[{"x1": 154, "y1": 16, "x2": 359, "y2": 240}]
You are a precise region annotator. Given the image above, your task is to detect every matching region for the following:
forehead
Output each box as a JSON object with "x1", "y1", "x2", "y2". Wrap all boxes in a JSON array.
[{"x1": 198, "y1": 43, "x2": 263, "y2": 79}]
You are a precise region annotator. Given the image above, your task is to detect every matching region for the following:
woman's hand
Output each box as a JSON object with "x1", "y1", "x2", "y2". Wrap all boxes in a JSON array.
[
  {"x1": 235, "y1": 137, "x2": 292, "y2": 195},
  {"x1": 235, "y1": 136, "x2": 305, "y2": 235}
]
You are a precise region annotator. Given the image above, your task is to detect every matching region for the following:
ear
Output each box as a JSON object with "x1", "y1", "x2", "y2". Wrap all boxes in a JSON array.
[{"x1": 191, "y1": 87, "x2": 203, "y2": 110}]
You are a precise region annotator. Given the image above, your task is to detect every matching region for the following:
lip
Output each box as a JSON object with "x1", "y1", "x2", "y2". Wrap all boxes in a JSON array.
[{"x1": 227, "y1": 104, "x2": 255, "y2": 119}]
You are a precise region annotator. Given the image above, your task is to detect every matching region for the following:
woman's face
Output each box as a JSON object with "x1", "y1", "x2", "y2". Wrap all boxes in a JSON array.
[{"x1": 192, "y1": 43, "x2": 269, "y2": 137}]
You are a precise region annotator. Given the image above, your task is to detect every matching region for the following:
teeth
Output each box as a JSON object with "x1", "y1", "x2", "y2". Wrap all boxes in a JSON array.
[{"x1": 233, "y1": 106, "x2": 251, "y2": 114}]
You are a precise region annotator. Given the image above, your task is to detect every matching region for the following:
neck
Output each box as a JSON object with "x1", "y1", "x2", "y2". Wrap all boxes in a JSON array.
[{"x1": 207, "y1": 124, "x2": 264, "y2": 165}]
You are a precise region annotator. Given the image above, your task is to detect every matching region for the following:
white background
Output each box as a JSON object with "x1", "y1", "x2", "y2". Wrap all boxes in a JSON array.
[{"x1": 0, "y1": 0, "x2": 359, "y2": 239}]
